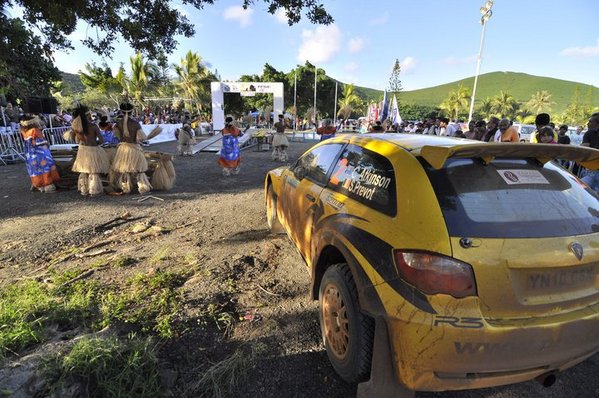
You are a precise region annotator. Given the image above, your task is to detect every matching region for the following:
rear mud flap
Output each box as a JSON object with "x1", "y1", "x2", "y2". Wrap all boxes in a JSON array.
[{"x1": 357, "y1": 318, "x2": 415, "y2": 398}]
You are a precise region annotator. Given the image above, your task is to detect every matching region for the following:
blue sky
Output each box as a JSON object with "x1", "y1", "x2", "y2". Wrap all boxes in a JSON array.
[{"x1": 17, "y1": 0, "x2": 599, "y2": 91}]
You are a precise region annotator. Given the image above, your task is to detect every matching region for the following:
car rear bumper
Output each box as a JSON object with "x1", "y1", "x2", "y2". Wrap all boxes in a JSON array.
[{"x1": 383, "y1": 302, "x2": 599, "y2": 391}]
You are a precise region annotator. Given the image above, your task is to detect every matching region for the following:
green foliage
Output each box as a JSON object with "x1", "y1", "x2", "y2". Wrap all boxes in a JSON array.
[
  {"x1": 439, "y1": 85, "x2": 471, "y2": 119},
  {"x1": 45, "y1": 334, "x2": 162, "y2": 398},
  {"x1": 0, "y1": 280, "x2": 98, "y2": 359},
  {"x1": 0, "y1": 16, "x2": 61, "y2": 102},
  {"x1": 191, "y1": 344, "x2": 266, "y2": 398},
  {"x1": 388, "y1": 59, "x2": 403, "y2": 94},
  {"x1": 99, "y1": 270, "x2": 189, "y2": 338}
]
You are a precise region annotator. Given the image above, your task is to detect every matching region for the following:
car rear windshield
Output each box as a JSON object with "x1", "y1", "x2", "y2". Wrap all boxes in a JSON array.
[{"x1": 422, "y1": 158, "x2": 599, "y2": 238}]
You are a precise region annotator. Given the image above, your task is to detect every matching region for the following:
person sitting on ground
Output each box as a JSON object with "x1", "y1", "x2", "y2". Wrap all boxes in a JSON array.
[
  {"x1": 66, "y1": 105, "x2": 111, "y2": 196},
  {"x1": 316, "y1": 119, "x2": 336, "y2": 141},
  {"x1": 272, "y1": 114, "x2": 289, "y2": 162}
]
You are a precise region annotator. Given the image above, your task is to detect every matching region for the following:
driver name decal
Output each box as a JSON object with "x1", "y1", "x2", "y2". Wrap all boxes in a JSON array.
[{"x1": 497, "y1": 169, "x2": 549, "y2": 185}]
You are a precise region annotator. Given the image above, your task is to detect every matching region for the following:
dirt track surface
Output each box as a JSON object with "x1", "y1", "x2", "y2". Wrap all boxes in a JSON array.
[{"x1": 1, "y1": 137, "x2": 598, "y2": 397}]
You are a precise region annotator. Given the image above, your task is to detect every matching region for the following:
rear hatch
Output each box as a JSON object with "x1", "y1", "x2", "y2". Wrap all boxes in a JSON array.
[{"x1": 419, "y1": 144, "x2": 599, "y2": 319}]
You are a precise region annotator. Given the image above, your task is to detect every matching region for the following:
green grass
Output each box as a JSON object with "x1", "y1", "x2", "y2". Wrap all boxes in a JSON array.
[
  {"x1": 100, "y1": 269, "x2": 189, "y2": 338},
  {"x1": 0, "y1": 280, "x2": 98, "y2": 359},
  {"x1": 191, "y1": 343, "x2": 266, "y2": 398},
  {"x1": 44, "y1": 334, "x2": 162, "y2": 398}
]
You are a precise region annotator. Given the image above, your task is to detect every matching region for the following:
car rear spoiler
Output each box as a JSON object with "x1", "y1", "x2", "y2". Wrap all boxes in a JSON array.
[{"x1": 418, "y1": 143, "x2": 599, "y2": 170}]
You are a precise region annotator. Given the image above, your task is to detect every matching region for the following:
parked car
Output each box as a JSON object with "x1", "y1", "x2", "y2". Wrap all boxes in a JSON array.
[
  {"x1": 513, "y1": 123, "x2": 536, "y2": 142},
  {"x1": 264, "y1": 133, "x2": 599, "y2": 396}
]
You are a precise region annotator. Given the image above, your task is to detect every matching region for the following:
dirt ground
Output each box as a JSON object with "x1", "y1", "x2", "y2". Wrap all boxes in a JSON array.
[{"x1": 0, "y1": 137, "x2": 598, "y2": 398}]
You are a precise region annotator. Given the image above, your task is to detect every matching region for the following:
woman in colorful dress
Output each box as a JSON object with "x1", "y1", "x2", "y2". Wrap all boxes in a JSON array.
[
  {"x1": 65, "y1": 105, "x2": 110, "y2": 196},
  {"x1": 218, "y1": 116, "x2": 243, "y2": 176},
  {"x1": 19, "y1": 115, "x2": 60, "y2": 193}
]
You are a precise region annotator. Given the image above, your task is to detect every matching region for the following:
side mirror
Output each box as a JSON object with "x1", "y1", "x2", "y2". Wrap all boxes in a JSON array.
[{"x1": 293, "y1": 165, "x2": 307, "y2": 180}]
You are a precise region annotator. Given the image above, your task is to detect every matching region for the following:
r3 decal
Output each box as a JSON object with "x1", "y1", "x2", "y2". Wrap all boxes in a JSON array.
[{"x1": 433, "y1": 316, "x2": 484, "y2": 329}]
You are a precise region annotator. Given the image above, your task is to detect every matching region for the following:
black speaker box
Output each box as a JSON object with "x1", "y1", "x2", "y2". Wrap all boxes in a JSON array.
[{"x1": 24, "y1": 97, "x2": 58, "y2": 114}]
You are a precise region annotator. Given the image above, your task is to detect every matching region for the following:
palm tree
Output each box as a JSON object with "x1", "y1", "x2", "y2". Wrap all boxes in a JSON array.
[
  {"x1": 491, "y1": 90, "x2": 519, "y2": 119},
  {"x1": 173, "y1": 51, "x2": 210, "y2": 114},
  {"x1": 440, "y1": 85, "x2": 471, "y2": 120},
  {"x1": 127, "y1": 52, "x2": 159, "y2": 112},
  {"x1": 476, "y1": 96, "x2": 494, "y2": 118},
  {"x1": 526, "y1": 90, "x2": 555, "y2": 114},
  {"x1": 337, "y1": 84, "x2": 362, "y2": 124}
]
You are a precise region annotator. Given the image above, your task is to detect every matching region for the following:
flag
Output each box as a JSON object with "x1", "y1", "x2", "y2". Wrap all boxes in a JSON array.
[
  {"x1": 379, "y1": 90, "x2": 389, "y2": 122},
  {"x1": 390, "y1": 95, "x2": 402, "y2": 126}
]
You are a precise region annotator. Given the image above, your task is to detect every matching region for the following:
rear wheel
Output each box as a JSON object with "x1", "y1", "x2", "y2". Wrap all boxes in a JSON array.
[
  {"x1": 266, "y1": 184, "x2": 284, "y2": 234},
  {"x1": 319, "y1": 263, "x2": 374, "y2": 383}
]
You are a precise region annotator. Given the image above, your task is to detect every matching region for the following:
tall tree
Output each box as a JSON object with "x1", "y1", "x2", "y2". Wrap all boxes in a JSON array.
[
  {"x1": 476, "y1": 97, "x2": 494, "y2": 118},
  {"x1": 79, "y1": 62, "x2": 124, "y2": 106},
  {"x1": 0, "y1": 15, "x2": 61, "y2": 102},
  {"x1": 388, "y1": 59, "x2": 403, "y2": 97},
  {"x1": 173, "y1": 51, "x2": 210, "y2": 114},
  {"x1": 439, "y1": 85, "x2": 470, "y2": 120},
  {"x1": 337, "y1": 84, "x2": 363, "y2": 123},
  {"x1": 526, "y1": 90, "x2": 555, "y2": 114},
  {"x1": 6, "y1": 0, "x2": 333, "y2": 59},
  {"x1": 125, "y1": 53, "x2": 159, "y2": 111}
]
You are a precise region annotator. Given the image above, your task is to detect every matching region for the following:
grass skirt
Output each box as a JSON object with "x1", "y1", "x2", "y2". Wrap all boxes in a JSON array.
[
  {"x1": 151, "y1": 159, "x2": 176, "y2": 190},
  {"x1": 112, "y1": 143, "x2": 148, "y2": 173},
  {"x1": 72, "y1": 145, "x2": 110, "y2": 174},
  {"x1": 272, "y1": 133, "x2": 289, "y2": 148}
]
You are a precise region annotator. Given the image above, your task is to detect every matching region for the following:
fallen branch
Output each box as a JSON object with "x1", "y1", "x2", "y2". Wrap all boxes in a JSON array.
[
  {"x1": 59, "y1": 265, "x2": 108, "y2": 288},
  {"x1": 75, "y1": 248, "x2": 114, "y2": 258},
  {"x1": 137, "y1": 195, "x2": 164, "y2": 202},
  {"x1": 254, "y1": 283, "x2": 281, "y2": 297}
]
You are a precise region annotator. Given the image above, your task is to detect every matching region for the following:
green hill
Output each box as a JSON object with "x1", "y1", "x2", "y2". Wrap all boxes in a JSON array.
[
  {"x1": 60, "y1": 72, "x2": 85, "y2": 95},
  {"x1": 355, "y1": 71, "x2": 598, "y2": 115}
]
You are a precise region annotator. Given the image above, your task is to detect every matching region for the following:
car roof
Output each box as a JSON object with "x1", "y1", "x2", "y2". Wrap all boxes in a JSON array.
[{"x1": 326, "y1": 133, "x2": 599, "y2": 170}]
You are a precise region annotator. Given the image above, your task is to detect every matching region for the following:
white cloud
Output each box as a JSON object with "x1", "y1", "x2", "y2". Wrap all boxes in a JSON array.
[
  {"x1": 297, "y1": 24, "x2": 342, "y2": 64},
  {"x1": 274, "y1": 9, "x2": 288, "y2": 24},
  {"x1": 344, "y1": 62, "x2": 359, "y2": 73},
  {"x1": 369, "y1": 13, "x2": 389, "y2": 26},
  {"x1": 223, "y1": 6, "x2": 253, "y2": 28},
  {"x1": 442, "y1": 55, "x2": 477, "y2": 65},
  {"x1": 560, "y1": 39, "x2": 599, "y2": 57},
  {"x1": 348, "y1": 37, "x2": 365, "y2": 53},
  {"x1": 401, "y1": 57, "x2": 417, "y2": 74}
]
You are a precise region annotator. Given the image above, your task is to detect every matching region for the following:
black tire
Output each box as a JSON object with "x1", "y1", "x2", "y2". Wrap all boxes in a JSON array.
[
  {"x1": 266, "y1": 184, "x2": 284, "y2": 234},
  {"x1": 319, "y1": 263, "x2": 374, "y2": 383}
]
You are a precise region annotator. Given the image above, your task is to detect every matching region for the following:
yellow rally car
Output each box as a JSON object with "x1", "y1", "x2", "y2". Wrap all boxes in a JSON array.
[{"x1": 264, "y1": 133, "x2": 599, "y2": 396}]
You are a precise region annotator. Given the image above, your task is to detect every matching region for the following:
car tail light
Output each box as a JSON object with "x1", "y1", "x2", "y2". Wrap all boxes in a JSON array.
[{"x1": 393, "y1": 250, "x2": 477, "y2": 298}]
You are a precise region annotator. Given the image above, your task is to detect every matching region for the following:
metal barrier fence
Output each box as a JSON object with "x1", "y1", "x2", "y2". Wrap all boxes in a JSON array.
[{"x1": 0, "y1": 126, "x2": 74, "y2": 165}]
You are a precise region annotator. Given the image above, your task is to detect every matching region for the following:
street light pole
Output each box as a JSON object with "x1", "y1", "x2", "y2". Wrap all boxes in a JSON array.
[{"x1": 468, "y1": 0, "x2": 494, "y2": 123}]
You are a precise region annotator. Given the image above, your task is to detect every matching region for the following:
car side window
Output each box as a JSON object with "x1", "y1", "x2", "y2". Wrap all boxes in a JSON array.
[
  {"x1": 327, "y1": 144, "x2": 397, "y2": 216},
  {"x1": 296, "y1": 143, "x2": 344, "y2": 186}
]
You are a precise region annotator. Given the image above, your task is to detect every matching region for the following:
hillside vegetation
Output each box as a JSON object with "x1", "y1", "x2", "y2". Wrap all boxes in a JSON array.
[{"x1": 386, "y1": 71, "x2": 597, "y2": 114}]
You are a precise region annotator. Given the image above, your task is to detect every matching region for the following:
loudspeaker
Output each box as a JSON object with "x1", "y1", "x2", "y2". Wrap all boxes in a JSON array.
[{"x1": 23, "y1": 97, "x2": 58, "y2": 114}]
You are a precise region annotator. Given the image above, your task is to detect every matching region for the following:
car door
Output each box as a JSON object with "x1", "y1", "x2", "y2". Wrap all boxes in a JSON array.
[{"x1": 281, "y1": 143, "x2": 345, "y2": 262}]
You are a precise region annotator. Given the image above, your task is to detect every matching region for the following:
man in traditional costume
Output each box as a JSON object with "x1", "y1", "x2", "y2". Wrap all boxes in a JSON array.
[
  {"x1": 64, "y1": 105, "x2": 110, "y2": 196},
  {"x1": 111, "y1": 102, "x2": 152, "y2": 194},
  {"x1": 218, "y1": 116, "x2": 243, "y2": 176},
  {"x1": 19, "y1": 115, "x2": 60, "y2": 192},
  {"x1": 272, "y1": 114, "x2": 289, "y2": 162}
]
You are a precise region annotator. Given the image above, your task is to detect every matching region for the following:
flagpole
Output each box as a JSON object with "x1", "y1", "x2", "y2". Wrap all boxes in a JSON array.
[
  {"x1": 333, "y1": 81, "x2": 338, "y2": 127},
  {"x1": 313, "y1": 65, "x2": 317, "y2": 127},
  {"x1": 293, "y1": 70, "x2": 297, "y2": 131}
]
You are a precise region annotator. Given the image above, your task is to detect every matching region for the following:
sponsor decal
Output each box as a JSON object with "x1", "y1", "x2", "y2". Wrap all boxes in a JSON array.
[
  {"x1": 454, "y1": 340, "x2": 554, "y2": 355},
  {"x1": 330, "y1": 159, "x2": 391, "y2": 202},
  {"x1": 497, "y1": 169, "x2": 550, "y2": 185},
  {"x1": 325, "y1": 194, "x2": 344, "y2": 210}
]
